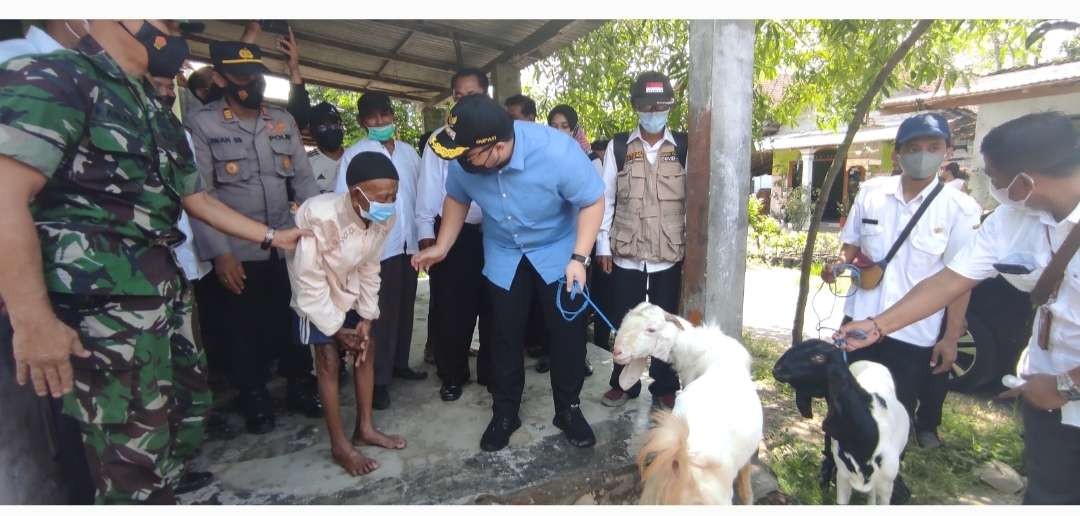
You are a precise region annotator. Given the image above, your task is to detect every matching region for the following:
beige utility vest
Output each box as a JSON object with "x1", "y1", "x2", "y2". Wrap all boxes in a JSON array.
[{"x1": 610, "y1": 138, "x2": 687, "y2": 263}]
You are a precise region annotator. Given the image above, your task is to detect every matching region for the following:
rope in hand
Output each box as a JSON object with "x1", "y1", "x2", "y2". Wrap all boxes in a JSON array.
[{"x1": 555, "y1": 277, "x2": 618, "y2": 335}]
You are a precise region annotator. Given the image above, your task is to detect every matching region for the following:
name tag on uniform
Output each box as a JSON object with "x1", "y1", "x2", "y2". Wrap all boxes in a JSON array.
[
  {"x1": 268, "y1": 134, "x2": 292, "y2": 142},
  {"x1": 626, "y1": 150, "x2": 644, "y2": 163},
  {"x1": 861, "y1": 218, "x2": 878, "y2": 225},
  {"x1": 208, "y1": 136, "x2": 243, "y2": 144},
  {"x1": 660, "y1": 153, "x2": 680, "y2": 163}
]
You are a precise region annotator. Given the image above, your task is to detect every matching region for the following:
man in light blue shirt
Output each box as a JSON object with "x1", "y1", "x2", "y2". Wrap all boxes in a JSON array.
[{"x1": 414, "y1": 94, "x2": 605, "y2": 452}]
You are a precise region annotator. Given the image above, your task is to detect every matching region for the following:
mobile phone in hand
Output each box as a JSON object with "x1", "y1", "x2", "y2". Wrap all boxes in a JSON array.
[{"x1": 259, "y1": 20, "x2": 290, "y2": 35}]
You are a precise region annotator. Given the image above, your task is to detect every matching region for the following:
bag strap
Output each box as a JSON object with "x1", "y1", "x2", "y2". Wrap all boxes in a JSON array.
[
  {"x1": 613, "y1": 132, "x2": 630, "y2": 173},
  {"x1": 1031, "y1": 222, "x2": 1080, "y2": 306},
  {"x1": 883, "y1": 181, "x2": 945, "y2": 265}
]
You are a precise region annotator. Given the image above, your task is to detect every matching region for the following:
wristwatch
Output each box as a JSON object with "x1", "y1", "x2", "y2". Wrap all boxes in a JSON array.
[
  {"x1": 1057, "y1": 373, "x2": 1080, "y2": 402},
  {"x1": 571, "y1": 253, "x2": 591, "y2": 268},
  {"x1": 261, "y1": 227, "x2": 276, "y2": 250}
]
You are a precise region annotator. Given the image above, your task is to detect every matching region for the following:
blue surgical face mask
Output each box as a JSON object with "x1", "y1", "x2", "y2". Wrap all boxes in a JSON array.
[
  {"x1": 637, "y1": 110, "x2": 669, "y2": 134},
  {"x1": 356, "y1": 186, "x2": 395, "y2": 223}
]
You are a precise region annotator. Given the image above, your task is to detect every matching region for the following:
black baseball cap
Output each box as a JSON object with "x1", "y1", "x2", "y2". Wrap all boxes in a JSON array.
[
  {"x1": 896, "y1": 113, "x2": 951, "y2": 146},
  {"x1": 356, "y1": 92, "x2": 394, "y2": 119},
  {"x1": 210, "y1": 41, "x2": 268, "y2": 76},
  {"x1": 429, "y1": 94, "x2": 514, "y2": 160},
  {"x1": 310, "y1": 102, "x2": 341, "y2": 125},
  {"x1": 630, "y1": 71, "x2": 675, "y2": 108},
  {"x1": 177, "y1": 21, "x2": 206, "y2": 35}
]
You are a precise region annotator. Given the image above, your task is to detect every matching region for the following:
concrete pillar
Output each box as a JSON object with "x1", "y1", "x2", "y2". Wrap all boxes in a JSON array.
[
  {"x1": 681, "y1": 20, "x2": 755, "y2": 333},
  {"x1": 422, "y1": 106, "x2": 446, "y2": 132},
  {"x1": 491, "y1": 62, "x2": 521, "y2": 106},
  {"x1": 799, "y1": 148, "x2": 815, "y2": 191}
]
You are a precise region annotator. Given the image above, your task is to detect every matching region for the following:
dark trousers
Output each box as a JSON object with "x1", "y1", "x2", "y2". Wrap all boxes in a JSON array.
[
  {"x1": 194, "y1": 274, "x2": 230, "y2": 382},
  {"x1": 373, "y1": 253, "x2": 419, "y2": 387},
  {"x1": 1021, "y1": 401, "x2": 1080, "y2": 504},
  {"x1": 915, "y1": 368, "x2": 948, "y2": 432},
  {"x1": 431, "y1": 222, "x2": 492, "y2": 386},
  {"x1": 588, "y1": 250, "x2": 614, "y2": 349},
  {"x1": 218, "y1": 251, "x2": 313, "y2": 392},
  {"x1": 607, "y1": 262, "x2": 683, "y2": 397},
  {"x1": 524, "y1": 294, "x2": 549, "y2": 354},
  {"x1": 488, "y1": 258, "x2": 587, "y2": 417}
]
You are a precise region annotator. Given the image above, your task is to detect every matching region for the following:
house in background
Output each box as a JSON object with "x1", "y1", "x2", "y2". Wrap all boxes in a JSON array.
[{"x1": 880, "y1": 58, "x2": 1080, "y2": 208}]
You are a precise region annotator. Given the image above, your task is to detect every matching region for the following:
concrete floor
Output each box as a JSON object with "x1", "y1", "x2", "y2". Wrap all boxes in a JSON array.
[{"x1": 179, "y1": 278, "x2": 659, "y2": 505}]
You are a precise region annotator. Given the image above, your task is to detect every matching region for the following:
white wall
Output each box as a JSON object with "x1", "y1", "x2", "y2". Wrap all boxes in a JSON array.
[{"x1": 969, "y1": 92, "x2": 1080, "y2": 208}]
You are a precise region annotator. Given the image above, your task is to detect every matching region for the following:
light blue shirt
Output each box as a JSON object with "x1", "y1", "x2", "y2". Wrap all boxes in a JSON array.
[
  {"x1": 0, "y1": 26, "x2": 64, "y2": 65},
  {"x1": 445, "y1": 121, "x2": 604, "y2": 291}
]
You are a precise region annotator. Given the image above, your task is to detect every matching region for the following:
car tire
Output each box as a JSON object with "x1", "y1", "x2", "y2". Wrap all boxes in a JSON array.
[{"x1": 948, "y1": 313, "x2": 1000, "y2": 393}]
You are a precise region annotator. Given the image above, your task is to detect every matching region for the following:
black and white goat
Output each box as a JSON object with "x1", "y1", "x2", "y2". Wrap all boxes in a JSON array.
[
  {"x1": 772, "y1": 339, "x2": 909, "y2": 505},
  {"x1": 613, "y1": 302, "x2": 763, "y2": 505}
]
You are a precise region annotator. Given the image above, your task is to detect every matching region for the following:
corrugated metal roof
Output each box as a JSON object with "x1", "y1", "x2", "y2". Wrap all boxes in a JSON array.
[{"x1": 188, "y1": 19, "x2": 606, "y2": 104}]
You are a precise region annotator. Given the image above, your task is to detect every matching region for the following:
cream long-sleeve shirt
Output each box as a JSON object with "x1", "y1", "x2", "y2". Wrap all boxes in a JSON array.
[{"x1": 286, "y1": 192, "x2": 393, "y2": 337}]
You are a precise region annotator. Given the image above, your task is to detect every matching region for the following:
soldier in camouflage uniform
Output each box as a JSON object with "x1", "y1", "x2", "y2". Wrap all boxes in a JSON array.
[{"x1": 0, "y1": 20, "x2": 309, "y2": 504}]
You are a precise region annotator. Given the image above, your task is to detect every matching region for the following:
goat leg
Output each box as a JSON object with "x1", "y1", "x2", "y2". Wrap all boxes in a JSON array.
[{"x1": 819, "y1": 435, "x2": 836, "y2": 492}]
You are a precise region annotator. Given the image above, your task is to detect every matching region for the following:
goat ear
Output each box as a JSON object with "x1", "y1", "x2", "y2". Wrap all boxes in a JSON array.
[
  {"x1": 796, "y1": 391, "x2": 814, "y2": 418},
  {"x1": 663, "y1": 313, "x2": 685, "y2": 331},
  {"x1": 619, "y1": 357, "x2": 648, "y2": 391}
]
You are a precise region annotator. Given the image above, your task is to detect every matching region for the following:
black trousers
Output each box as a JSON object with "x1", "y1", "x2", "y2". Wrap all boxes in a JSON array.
[
  {"x1": 218, "y1": 251, "x2": 313, "y2": 392},
  {"x1": 488, "y1": 258, "x2": 587, "y2": 417},
  {"x1": 588, "y1": 249, "x2": 614, "y2": 349},
  {"x1": 194, "y1": 272, "x2": 230, "y2": 381},
  {"x1": 431, "y1": 222, "x2": 492, "y2": 386},
  {"x1": 1021, "y1": 401, "x2": 1080, "y2": 504},
  {"x1": 373, "y1": 253, "x2": 419, "y2": 387},
  {"x1": 607, "y1": 262, "x2": 682, "y2": 397},
  {"x1": 915, "y1": 367, "x2": 948, "y2": 432}
]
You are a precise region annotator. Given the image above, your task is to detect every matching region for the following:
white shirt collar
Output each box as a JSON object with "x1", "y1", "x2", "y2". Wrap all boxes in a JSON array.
[
  {"x1": 628, "y1": 126, "x2": 676, "y2": 148},
  {"x1": 1036, "y1": 199, "x2": 1080, "y2": 228},
  {"x1": 890, "y1": 176, "x2": 941, "y2": 206},
  {"x1": 25, "y1": 26, "x2": 63, "y2": 55}
]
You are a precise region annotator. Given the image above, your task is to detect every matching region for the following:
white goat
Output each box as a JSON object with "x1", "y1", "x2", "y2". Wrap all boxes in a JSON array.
[
  {"x1": 613, "y1": 302, "x2": 763, "y2": 505},
  {"x1": 772, "y1": 339, "x2": 910, "y2": 505}
]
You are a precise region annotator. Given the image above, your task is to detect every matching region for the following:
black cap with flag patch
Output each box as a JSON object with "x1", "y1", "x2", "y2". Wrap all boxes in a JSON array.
[
  {"x1": 210, "y1": 41, "x2": 269, "y2": 76},
  {"x1": 429, "y1": 94, "x2": 514, "y2": 160},
  {"x1": 630, "y1": 71, "x2": 675, "y2": 108}
]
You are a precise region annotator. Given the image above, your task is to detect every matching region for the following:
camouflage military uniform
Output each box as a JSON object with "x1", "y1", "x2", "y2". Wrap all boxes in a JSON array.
[{"x1": 0, "y1": 37, "x2": 210, "y2": 504}]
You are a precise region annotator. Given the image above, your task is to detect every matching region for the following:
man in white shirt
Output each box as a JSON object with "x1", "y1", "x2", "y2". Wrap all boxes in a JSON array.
[
  {"x1": 334, "y1": 92, "x2": 425, "y2": 410},
  {"x1": 839, "y1": 111, "x2": 1080, "y2": 504},
  {"x1": 414, "y1": 69, "x2": 492, "y2": 402},
  {"x1": 596, "y1": 72, "x2": 688, "y2": 410},
  {"x1": 307, "y1": 102, "x2": 345, "y2": 193},
  {"x1": 826, "y1": 113, "x2": 980, "y2": 458},
  {"x1": 0, "y1": 21, "x2": 81, "y2": 64}
]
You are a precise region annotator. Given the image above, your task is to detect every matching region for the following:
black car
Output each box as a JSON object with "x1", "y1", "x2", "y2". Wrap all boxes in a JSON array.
[{"x1": 950, "y1": 274, "x2": 1035, "y2": 392}]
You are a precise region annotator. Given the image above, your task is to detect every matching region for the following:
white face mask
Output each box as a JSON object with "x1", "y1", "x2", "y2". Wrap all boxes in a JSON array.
[{"x1": 989, "y1": 173, "x2": 1034, "y2": 209}]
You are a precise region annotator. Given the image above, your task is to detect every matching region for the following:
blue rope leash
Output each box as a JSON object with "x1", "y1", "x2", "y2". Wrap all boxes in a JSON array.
[{"x1": 555, "y1": 277, "x2": 618, "y2": 335}]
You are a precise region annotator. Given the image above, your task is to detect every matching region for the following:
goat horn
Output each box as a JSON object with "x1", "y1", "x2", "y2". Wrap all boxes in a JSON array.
[{"x1": 664, "y1": 313, "x2": 686, "y2": 330}]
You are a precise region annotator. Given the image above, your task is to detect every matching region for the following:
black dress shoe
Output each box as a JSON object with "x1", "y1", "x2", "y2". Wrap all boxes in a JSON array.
[
  {"x1": 242, "y1": 389, "x2": 275, "y2": 435},
  {"x1": 373, "y1": 385, "x2": 391, "y2": 410},
  {"x1": 205, "y1": 411, "x2": 238, "y2": 441},
  {"x1": 440, "y1": 383, "x2": 464, "y2": 401},
  {"x1": 393, "y1": 367, "x2": 429, "y2": 381},
  {"x1": 554, "y1": 405, "x2": 596, "y2": 448},
  {"x1": 286, "y1": 379, "x2": 323, "y2": 418},
  {"x1": 175, "y1": 471, "x2": 214, "y2": 495},
  {"x1": 480, "y1": 414, "x2": 522, "y2": 452},
  {"x1": 535, "y1": 356, "x2": 551, "y2": 373}
]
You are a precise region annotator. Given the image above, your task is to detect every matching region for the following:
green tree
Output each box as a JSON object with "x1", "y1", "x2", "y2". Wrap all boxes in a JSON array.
[{"x1": 306, "y1": 85, "x2": 426, "y2": 149}]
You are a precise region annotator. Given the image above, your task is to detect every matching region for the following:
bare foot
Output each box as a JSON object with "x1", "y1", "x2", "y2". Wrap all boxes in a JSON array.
[
  {"x1": 352, "y1": 428, "x2": 407, "y2": 449},
  {"x1": 331, "y1": 445, "x2": 379, "y2": 476}
]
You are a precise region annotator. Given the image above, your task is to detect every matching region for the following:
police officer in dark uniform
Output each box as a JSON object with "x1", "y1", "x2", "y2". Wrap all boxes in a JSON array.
[{"x1": 186, "y1": 41, "x2": 322, "y2": 434}]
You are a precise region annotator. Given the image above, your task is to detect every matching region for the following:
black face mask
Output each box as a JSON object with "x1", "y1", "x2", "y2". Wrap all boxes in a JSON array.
[
  {"x1": 159, "y1": 95, "x2": 177, "y2": 110},
  {"x1": 202, "y1": 84, "x2": 224, "y2": 104},
  {"x1": 224, "y1": 75, "x2": 266, "y2": 109},
  {"x1": 121, "y1": 21, "x2": 190, "y2": 79},
  {"x1": 314, "y1": 127, "x2": 344, "y2": 151},
  {"x1": 457, "y1": 144, "x2": 506, "y2": 175}
]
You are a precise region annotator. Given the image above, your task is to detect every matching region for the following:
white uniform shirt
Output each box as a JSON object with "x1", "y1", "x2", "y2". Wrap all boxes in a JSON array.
[
  {"x1": 334, "y1": 138, "x2": 420, "y2": 261},
  {"x1": 414, "y1": 128, "x2": 483, "y2": 241},
  {"x1": 948, "y1": 201, "x2": 1080, "y2": 428},
  {"x1": 840, "y1": 175, "x2": 981, "y2": 347},
  {"x1": 597, "y1": 127, "x2": 680, "y2": 273},
  {"x1": 0, "y1": 26, "x2": 63, "y2": 64},
  {"x1": 308, "y1": 148, "x2": 340, "y2": 193}
]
